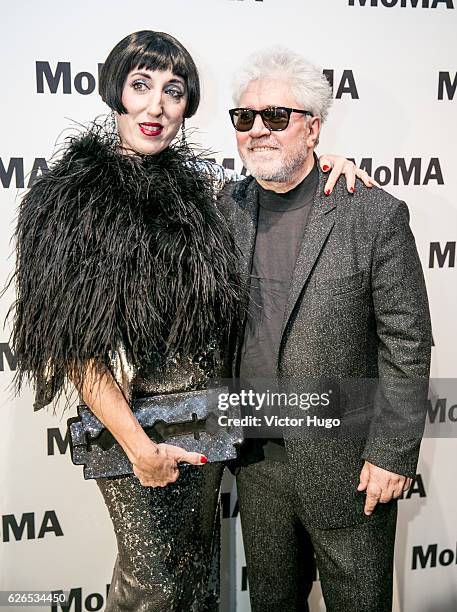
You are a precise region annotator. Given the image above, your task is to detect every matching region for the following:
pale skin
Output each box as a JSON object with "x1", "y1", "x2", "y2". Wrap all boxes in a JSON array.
[
  {"x1": 79, "y1": 67, "x2": 379, "y2": 487},
  {"x1": 236, "y1": 77, "x2": 410, "y2": 514},
  {"x1": 358, "y1": 462, "x2": 412, "y2": 515}
]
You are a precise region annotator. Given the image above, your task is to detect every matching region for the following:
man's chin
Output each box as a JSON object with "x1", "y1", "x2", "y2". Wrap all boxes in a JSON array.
[
  {"x1": 250, "y1": 169, "x2": 287, "y2": 182},
  {"x1": 244, "y1": 162, "x2": 285, "y2": 182}
]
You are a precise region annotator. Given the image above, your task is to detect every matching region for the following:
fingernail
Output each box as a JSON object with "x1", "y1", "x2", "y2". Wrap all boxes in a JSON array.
[
  {"x1": 325, "y1": 189, "x2": 331, "y2": 196},
  {"x1": 365, "y1": 511, "x2": 371, "y2": 516},
  {"x1": 322, "y1": 165, "x2": 330, "y2": 172},
  {"x1": 200, "y1": 456, "x2": 208, "y2": 464},
  {"x1": 350, "y1": 186, "x2": 355, "y2": 193}
]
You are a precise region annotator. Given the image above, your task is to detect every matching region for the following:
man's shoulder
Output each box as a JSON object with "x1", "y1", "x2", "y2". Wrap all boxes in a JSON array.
[
  {"x1": 220, "y1": 174, "x2": 255, "y2": 199},
  {"x1": 333, "y1": 176, "x2": 409, "y2": 225},
  {"x1": 217, "y1": 175, "x2": 256, "y2": 214}
]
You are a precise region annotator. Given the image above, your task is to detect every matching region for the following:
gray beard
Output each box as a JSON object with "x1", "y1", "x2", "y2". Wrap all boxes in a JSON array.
[
  {"x1": 242, "y1": 140, "x2": 309, "y2": 183},
  {"x1": 249, "y1": 154, "x2": 307, "y2": 182}
]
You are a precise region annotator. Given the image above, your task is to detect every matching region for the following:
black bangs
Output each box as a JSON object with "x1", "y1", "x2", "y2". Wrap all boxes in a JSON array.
[
  {"x1": 99, "y1": 31, "x2": 200, "y2": 118},
  {"x1": 135, "y1": 39, "x2": 187, "y2": 76}
]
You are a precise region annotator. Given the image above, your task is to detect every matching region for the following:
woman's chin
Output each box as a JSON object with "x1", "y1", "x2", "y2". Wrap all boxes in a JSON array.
[{"x1": 120, "y1": 138, "x2": 170, "y2": 156}]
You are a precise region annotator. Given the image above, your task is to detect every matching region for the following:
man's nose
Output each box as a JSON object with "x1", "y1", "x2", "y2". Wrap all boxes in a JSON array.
[{"x1": 249, "y1": 112, "x2": 270, "y2": 137}]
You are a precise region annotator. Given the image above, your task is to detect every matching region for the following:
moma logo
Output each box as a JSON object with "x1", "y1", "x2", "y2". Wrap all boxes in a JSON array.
[
  {"x1": 1, "y1": 511, "x2": 63, "y2": 542},
  {"x1": 323, "y1": 69, "x2": 359, "y2": 99},
  {"x1": 438, "y1": 72, "x2": 457, "y2": 100},
  {"x1": 221, "y1": 491, "x2": 239, "y2": 519},
  {"x1": 412, "y1": 543, "x2": 457, "y2": 570},
  {"x1": 48, "y1": 428, "x2": 71, "y2": 456},
  {"x1": 352, "y1": 157, "x2": 443, "y2": 186},
  {"x1": 51, "y1": 586, "x2": 110, "y2": 612},
  {"x1": 349, "y1": 0, "x2": 454, "y2": 7},
  {"x1": 399, "y1": 474, "x2": 426, "y2": 499},
  {"x1": 241, "y1": 566, "x2": 248, "y2": 591},
  {"x1": 36, "y1": 61, "x2": 103, "y2": 95},
  {"x1": 426, "y1": 397, "x2": 457, "y2": 421},
  {"x1": 0, "y1": 343, "x2": 17, "y2": 371},
  {"x1": 0, "y1": 158, "x2": 48, "y2": 189},
  {"x1": 429, "y1": 242, "x2": 456, "y2": 268}
]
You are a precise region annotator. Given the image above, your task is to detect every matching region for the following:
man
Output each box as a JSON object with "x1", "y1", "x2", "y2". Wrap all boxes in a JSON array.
[{"x1": 218, "y1": 48, "x2": 431, "y2": 612}]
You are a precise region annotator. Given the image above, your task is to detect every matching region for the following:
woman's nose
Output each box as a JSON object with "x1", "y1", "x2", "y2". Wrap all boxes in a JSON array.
[{"x1": 146, "y1": 92, "x2": 163, "y2": 117}]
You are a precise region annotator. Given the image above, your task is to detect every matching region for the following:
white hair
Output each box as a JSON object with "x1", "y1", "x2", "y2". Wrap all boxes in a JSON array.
[{"x1": 232, "y1": 47, "x2": 333, "y2": 123}]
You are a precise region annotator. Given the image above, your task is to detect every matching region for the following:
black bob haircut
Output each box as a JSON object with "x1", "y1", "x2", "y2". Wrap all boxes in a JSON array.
[{"x1": 99, "y1": 30, "x2": 200, "y2": 118}]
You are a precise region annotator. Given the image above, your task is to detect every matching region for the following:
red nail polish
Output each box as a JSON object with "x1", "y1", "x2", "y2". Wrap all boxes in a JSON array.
[
  {"x1": 350, "y1": 186, "x2": 355, "y2": 193},
  {"x1": 200, "y1": 456, "x2": 208, "y2": 464},
  {"x1": 322, "y1": 165, "x2": 330, "y2": 172},
  {"x1": 325, "y1": 189, "x2": 331, "y2": 196}
]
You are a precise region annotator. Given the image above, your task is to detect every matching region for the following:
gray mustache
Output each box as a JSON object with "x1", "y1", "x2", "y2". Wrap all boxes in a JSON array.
[{"x1": 248, "y1": 139, "x2": 280, "y2": 149}]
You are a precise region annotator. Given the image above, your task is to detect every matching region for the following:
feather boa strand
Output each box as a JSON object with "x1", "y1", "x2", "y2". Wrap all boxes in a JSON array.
[{"x1": 10, "y1": 123, "x2": 241, "y2": 406}]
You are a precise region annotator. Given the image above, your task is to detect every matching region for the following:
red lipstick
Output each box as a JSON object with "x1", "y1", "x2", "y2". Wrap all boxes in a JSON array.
[{"x1": 139, "y1": 122, "x2": 163, "y2": 137}]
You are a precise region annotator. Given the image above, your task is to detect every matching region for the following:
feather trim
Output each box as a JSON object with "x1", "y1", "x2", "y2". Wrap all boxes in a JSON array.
[{"x1": 10, "y1": 122, "x2": 241, "y2": 406}]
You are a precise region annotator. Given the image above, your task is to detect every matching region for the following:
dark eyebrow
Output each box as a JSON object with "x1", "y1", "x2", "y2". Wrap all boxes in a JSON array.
[
  {"x1": 129, "y1": 72, "x2": 185, "y2": 87},
  {"x1": 130, "y1": 71, "x2": 152, "y2": 80}
]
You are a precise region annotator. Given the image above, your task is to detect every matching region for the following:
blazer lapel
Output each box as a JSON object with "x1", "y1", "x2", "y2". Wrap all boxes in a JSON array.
[
  {"x1": 232, "y1": 177, "x2": 259, "y2": 290},
  {"x1": 231, "y1": 178, "x2": 259, "y2": 362},
  {"x1": 281, "y1": 173, "x2": 337, "y2": 340}
]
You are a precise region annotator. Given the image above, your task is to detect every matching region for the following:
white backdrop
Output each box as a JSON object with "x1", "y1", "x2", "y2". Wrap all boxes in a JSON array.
[{"x1": 1, "y1": 1, "x2": 456, "y2": 611}]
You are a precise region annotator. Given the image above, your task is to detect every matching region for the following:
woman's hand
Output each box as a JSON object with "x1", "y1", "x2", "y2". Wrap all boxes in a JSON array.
[
  {"x1": 318, "y1": 154, "x2": 380, "y2": 195},
  {"x1": 131, "y1": 441, "x2": 207, "y2": 488}
]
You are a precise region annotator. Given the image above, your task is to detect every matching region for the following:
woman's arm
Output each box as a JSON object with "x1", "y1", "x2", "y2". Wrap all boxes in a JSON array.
[
  {"x1": 318, "y1": 153, "x2": 380, "y2": 194},
  {"x1": 78, "y1": 364, "x2": 206, "y2": 487}
]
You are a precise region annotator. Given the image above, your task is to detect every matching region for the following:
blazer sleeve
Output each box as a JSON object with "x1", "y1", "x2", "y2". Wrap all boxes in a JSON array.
[{"x1": 362, "y1": 197, "x2": 432, "y2": 477}]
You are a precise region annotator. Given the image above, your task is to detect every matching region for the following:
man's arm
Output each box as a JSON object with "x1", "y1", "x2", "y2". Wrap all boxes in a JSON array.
[{"x1": 360, "y1": 197, "x2": 432, "y2": 514}]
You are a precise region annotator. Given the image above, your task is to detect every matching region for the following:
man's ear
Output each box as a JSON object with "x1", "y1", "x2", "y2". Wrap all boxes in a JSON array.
[{"x1": 306, "y1": 116, "x2": 321, "y2": 148}]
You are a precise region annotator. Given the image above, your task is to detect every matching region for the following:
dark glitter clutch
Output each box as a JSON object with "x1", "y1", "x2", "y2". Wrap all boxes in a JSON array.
[{"x1": 67, "y1": 387, "x2": 244, "y2": 479}]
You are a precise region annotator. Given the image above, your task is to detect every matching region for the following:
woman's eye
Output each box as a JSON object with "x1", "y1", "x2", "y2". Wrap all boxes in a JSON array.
[
  {"x1": 165, "y1": 87, "x2": 184, "y2": 99},
  {"x1": 132, "y1": 80, "x2": 148, "y2": 91}
]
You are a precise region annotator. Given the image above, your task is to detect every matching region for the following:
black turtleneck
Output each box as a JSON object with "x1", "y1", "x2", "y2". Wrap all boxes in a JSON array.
[
  {"x1": 239, "y1": 161, "x2": 319, "y2": 456},
  {"x1": 240, "y1": 162, "x2": 319, "y2": 381}
]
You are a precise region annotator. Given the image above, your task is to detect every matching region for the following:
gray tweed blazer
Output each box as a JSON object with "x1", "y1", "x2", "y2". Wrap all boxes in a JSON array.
[{"x1": 218, "y1": 168, "x2": 432, "y2": 529}]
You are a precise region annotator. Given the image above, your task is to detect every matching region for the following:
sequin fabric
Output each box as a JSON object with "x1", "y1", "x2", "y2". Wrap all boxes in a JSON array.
[
  {"x1": 131, "y1": 350, "x2": 218, "y2": 398},
  {"x1": 96, "y1": 351, "x2": 226, "y2": 611},
  {"x1": 98, "y1": 463, "x2": 223, "y2": 611}
]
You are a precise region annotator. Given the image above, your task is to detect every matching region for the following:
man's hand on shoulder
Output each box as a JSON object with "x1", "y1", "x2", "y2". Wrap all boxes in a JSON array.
[{"x1": 357, "y1": 460, "x2": 412, "y2": 516}]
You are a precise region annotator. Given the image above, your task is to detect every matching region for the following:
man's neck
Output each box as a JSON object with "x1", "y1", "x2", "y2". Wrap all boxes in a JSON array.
[{"x1": 256, "y1": 154, "x2": 316, "y2": 194}]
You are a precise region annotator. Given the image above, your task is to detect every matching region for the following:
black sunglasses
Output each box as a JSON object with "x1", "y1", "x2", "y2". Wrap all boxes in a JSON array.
[{"x1": 229, "y1": 106, "x2": 313, "y2": 132}]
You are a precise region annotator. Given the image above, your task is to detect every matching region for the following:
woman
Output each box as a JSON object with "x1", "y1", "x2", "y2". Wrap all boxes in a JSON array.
[{"x1": 11, "y1": 31, "x2": 375, "y2": 611}]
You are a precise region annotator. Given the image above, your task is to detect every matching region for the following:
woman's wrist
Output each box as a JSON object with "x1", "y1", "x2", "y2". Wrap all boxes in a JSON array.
[{"x1": 122, "y1": 427, "x2": 159, "y2": 465}]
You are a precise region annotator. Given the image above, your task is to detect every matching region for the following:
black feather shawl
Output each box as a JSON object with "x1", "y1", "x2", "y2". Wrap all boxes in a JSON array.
[{"x1": 10, "y1": 124, "x2": 241, "y2": 407}]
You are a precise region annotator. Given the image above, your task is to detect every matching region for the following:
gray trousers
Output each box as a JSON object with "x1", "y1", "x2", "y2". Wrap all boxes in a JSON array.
[
  {"x1": 236, "y1": 458, "x2": 397, "y2": 612},
  {"x1": 96, "y1": 463, "x2": 224, "y2": 612}
]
